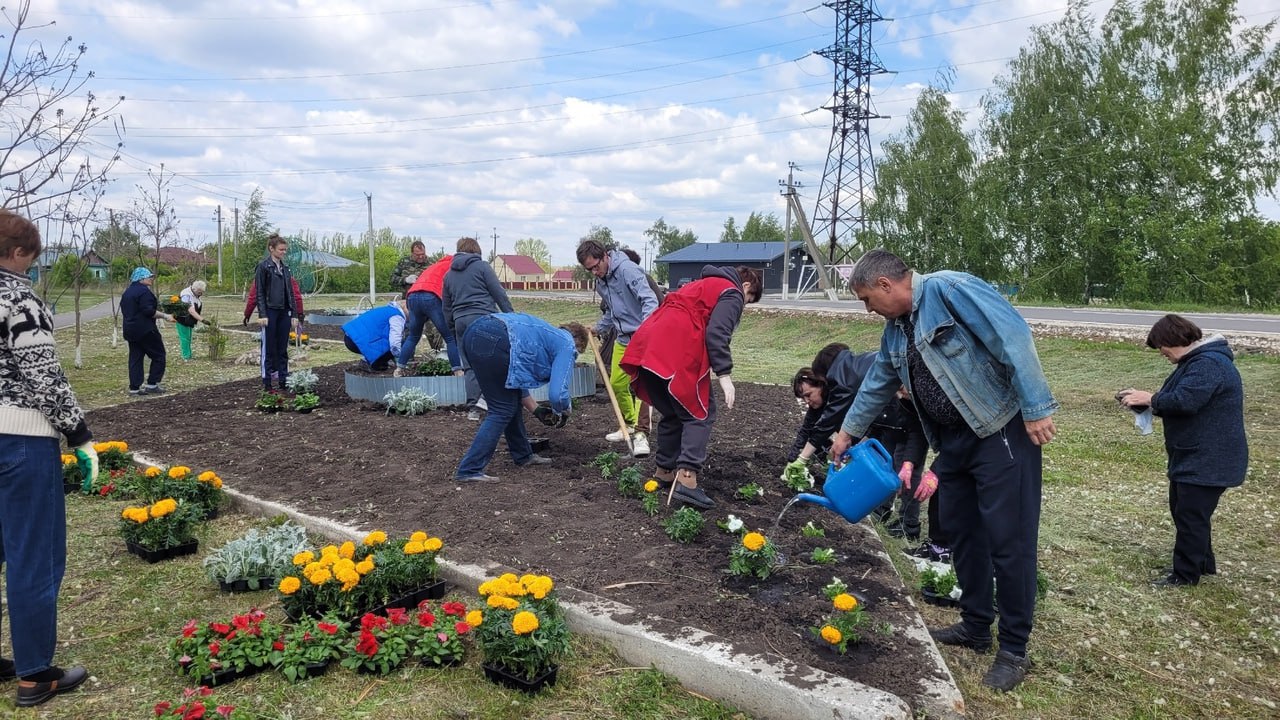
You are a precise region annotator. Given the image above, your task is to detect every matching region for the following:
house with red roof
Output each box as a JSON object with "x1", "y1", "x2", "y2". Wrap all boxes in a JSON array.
[
  {"x1": 550, "y1": 268, "x2": 588, "y2": 290},
  {"x1": 493, "y1": 254, "x2": 548, "y2": 289}
]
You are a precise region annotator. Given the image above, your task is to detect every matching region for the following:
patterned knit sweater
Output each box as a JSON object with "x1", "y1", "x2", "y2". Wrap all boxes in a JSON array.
[{"x1": 0, "y1": 266, "x2": 91, "y2": 445}]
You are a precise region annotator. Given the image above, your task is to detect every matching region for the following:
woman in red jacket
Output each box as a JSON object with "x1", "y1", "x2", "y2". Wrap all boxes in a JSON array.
[{"x1": 621, "y1": 264, "x2": 761, "y2": 509}]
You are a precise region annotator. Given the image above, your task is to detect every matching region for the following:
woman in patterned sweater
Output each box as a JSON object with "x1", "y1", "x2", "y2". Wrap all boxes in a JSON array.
[{"x1": 0, "y1": 209, "x2": 93, "y2": 706}]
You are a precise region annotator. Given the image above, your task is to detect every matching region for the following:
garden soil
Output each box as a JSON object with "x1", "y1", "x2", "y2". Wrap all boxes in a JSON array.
[{"x1": 87, "y1": 363, "x2": 944, "y2": 712}]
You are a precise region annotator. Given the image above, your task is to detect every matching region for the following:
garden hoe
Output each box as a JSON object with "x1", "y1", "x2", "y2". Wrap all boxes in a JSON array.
[{"x1": 587, "y1": 332, "x2": 634, "y2": 455}]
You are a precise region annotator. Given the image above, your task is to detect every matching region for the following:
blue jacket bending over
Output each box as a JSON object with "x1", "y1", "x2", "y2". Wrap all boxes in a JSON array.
[
  {"x1": 493, "y1": 313, "x2": 577, "y2": 414},
  {"x1": 342, "y1": 304, "x2": 407, "y2": 365},
  {"x1": 841, "y1": 270, "x2": 1058, "y2": 449},
  {"x1": 1153, "y1": 336, "x2": 1248, "y2": 487}
]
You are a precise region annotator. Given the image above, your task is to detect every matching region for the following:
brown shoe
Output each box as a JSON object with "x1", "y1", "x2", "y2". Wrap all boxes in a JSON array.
[{"x1": 16, "y1": 666, "x2": 88, "y2": 707}]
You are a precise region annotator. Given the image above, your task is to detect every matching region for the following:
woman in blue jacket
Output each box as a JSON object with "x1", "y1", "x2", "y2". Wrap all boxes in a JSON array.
[
  {"x1": 120, "y1": 267, "x2": 175, "y2": 395},
  {"x1": 454, "y1": 314, "x2": 588, "y2": 483},
  {"x1": 1120, "y1": 314, "x2": 1248, "y2": 587},
  {"x1": 341, "y1": 301, "x2": 408, "y2": 371}
]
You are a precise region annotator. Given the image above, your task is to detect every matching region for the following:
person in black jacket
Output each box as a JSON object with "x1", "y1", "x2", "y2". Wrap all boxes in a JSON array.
[
  {"x1": 120, "y1": 267, "x2": 175, "y2": 395},
  {"x1": 1119, "y1": 314, "x2": 1248, "y2": 587},
  {"x1": 784, "y1": 343, "x2": 932, "y2": 539},
  {"x1": 252, "y1": 234, "x2": 300, "y2": 391},
  {"x1": 442, "y1": 237, "x2": 513, "y2": 419}
]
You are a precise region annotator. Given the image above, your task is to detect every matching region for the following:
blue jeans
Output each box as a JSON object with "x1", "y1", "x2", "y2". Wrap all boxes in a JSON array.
[
  {"x1": 398, "y1": 292, "x2": 460, "y2": 369},
  {"x1": 454, "y1": 317, "x2": 533, "y2": 478},
  {"x1": 0, "y1": 434, "x2": 67, "y2": 676}
]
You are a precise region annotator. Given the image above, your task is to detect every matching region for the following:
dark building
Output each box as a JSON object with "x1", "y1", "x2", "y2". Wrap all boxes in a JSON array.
[{"x1": 656, "y1": 242, "x2": 812, "y2": 294}]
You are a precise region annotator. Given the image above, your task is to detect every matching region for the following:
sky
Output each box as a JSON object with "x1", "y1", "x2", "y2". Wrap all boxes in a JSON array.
[{"x1": 18, "y1": 0, "x2": 1279, "y2": 268}]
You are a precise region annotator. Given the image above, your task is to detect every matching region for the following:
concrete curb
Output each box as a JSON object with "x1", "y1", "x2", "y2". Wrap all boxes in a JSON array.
[{"x1": 135, "y1": 453, "x2": 962, "y2": 719}]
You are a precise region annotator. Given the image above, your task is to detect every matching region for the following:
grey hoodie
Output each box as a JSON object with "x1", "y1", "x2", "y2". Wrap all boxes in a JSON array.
[{"x1": 442, "y1": 252, "x2": 513, "y2": 335}]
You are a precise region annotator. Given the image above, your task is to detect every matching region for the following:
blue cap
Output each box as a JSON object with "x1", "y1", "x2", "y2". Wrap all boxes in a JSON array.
[{"x1": 130, "y1": 267, "x2": 154, "y2": 283}]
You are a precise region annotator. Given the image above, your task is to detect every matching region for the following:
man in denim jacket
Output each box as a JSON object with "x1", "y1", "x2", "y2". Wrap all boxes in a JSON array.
[{"x1": 831, "y1": 249, "x2": 1057, "y2": 692}]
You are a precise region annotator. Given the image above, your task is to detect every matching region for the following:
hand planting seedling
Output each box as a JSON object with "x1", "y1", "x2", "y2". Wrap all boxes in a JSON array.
[
  {"x1": 781, "y1": 459, "x2": 815, "y2": 492},
  {"x1": 810, "y1": 547, "x2": 836, "y2": 565},
  {"x1": 801, "y1": 521, "x2": 826, "y2": 538},
  {"x1": 662, "y1": 507, "x2": 704, "y2": 544}
]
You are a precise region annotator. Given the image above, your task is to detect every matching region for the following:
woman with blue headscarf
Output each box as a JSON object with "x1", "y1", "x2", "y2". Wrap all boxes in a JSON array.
[{"x1": 120, "y1": 267, "x2": 174, "y2": 396}]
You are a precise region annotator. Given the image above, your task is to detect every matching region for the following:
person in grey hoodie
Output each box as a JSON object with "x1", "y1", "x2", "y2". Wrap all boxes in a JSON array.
[
  {"x1": 577, "y1": 239, "x2": 658, "y2": 456},
  {"x1": 442, "y1": 236, "x2": 513, "y2": 418}
]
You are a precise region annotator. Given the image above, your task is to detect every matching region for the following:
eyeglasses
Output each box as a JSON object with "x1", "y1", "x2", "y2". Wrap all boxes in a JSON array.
[{"x1": 583, "y1": 258, "x2": 602, "y2": 272}]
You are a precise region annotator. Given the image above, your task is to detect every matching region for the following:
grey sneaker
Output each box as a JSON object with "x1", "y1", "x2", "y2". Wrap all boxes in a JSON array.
[
  {"x1": 128, "y1": 388, "x2": 143, "y2": 396},
  {"x1": 456, "y1": 473, "x2": 499, "y2": 483},
  {"x1": 142, "y1": 384, "x2": 166, "y2": 394},
  {"x1": 521, "y1": 454, "x2": 552, "y2": 466},
  {"x1": 466, "y1": 408, "x2": 482, "y2": 421}
]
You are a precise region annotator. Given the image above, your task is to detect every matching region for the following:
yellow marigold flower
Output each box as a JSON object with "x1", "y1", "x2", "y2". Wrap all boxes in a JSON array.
[
  {"x1": 210, "y1": 477, "x2": 223, "y2": 489},
  {"x1": 644, "y1": 479, "x2": 658, "y2": 493},
  {"x1": 170, "y1": 295, "x2": 180, "y2": 303},
  {"x1": 278, "y1": 576, "x2": 301, "y2": 595},
  {"x1": 335, "y1": 567, "x2": 361, "y2": 591},
  {"x1": 478, "y1": 580, "x2": 495, "y2": 596},
  {"x1": 150, "y1": 498, "x2": 177, "y2": 518},
  {"x1": 300, "y1": 334, "x2": 310, "y2": 342},
  {"x1": 512, "y1": 611, "x2": 540, "y2": 636},
  {"x1": 93, "y1": 441, "x2": 110, "y2": 453},
  {"x1": 499, "y1": 573, "x2": 518, "y2": 584},
  {"x1": 309, "y1": 568, "x2": 332, "y2": 586},
  {"x1": 167, "y1": 466, "x2": 190, "y2": 479},
  {"x1": 403, "y1": 541, "x2": 425, "y2": 555},
  {"x1": 820, "y1": 625, "x2": 842, "y2": 645},
  {"x1": 61, "y1": 454, "x2": 76, "y2": 465},
  {"x1": 112, "y1": 441, "x2": 128, "y2": 452},
  {"x1": 145, "y1": 466, "x2": 162, "y2": 478},
  {"x1": 355, "y1": 557, "x2": 375, "y2": 575},
  {"x1": 528, "y1": 576, "x2": 554, "y2": 599},
  {"x1": 833, "y1": 593, "x2": 857, "y2": 612},
  {"x1": 338, "y1": 541, "x2": 355, "y2": 559},
  {"x1": 121, "y1": 506, "x2": 149, "y2": 523},
  {"x1": 362, "y1": 530, "x2": 387, "y2": 546},
  {"x1": 303, "y1": 561, "x2": 323, "y2": 578},
  {"x1": 466, "y1": 610, "x2": 483, "y2": 627},
  {"x1": 742, "y1": 532, "x2": 766, "y2": 552},
  {"x1": 503, "y1": 580, "x2": 526, "y2": 597},
  {"x1": 289, "y1": 331, "x2": 297, "y2": 340},
  {"x1": 198, "y1": 470, "x2": 218, "y2": 483},
  {"x1": 293, "y1": 551, "x2": 315, "y2": 566},
  {"x1": 423, "y1": 537, "x2": 443, "y2": 552},
  {"x1": 487, "y1": 595, "x2": 519, "y2": 610},
  {"x1": 410, "y1": 531, "x2": 428, "y2": 543},
  {"x1": 319, "y1": 545, "x2": 339, "y2": 558}
]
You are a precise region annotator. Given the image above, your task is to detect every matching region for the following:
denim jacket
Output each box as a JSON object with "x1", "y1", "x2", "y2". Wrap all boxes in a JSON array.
[
  {"x1": 840, "y1": 270, "x2": 1057, "y2": 448},
  {"x1": 496, "y1": 313, "x2": 577, "y2": 414}
]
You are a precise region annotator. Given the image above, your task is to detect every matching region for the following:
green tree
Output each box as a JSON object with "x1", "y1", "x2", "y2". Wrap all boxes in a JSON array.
[
  {"x1": 571, "y1": 225, "x2": 615, "y2": 284},
  {"x1": 91, "y1": 216, "x2": 144, "y2": 266},
  {"x1": 514, "y1": 237, "x2": 552, "y2": 272},
  {"x1": 740, "y1": 211, "x2": 785, "y2": 243},
  {"x1": 719, "y1": 217, "x2": 740, "y2": 243},
  {"x1": 233, "y1": 188, "x2": 271, "y2": 291},
  {"x1": 643, "y1": 217, "x2": 698, "y2": 283}
]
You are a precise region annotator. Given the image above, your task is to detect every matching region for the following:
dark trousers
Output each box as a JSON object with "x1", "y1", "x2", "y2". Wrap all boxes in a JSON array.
[
  {"x1": 263, "y1": 308, "x2": 292, "y2": 389},
  {"x1": 454, "y1": 314, "x2": 484, "y2": 408},
  {"x1": 344, "y1": 334, "x2": 393, "y2": 371},
  {"x1": 455, "y1": 316, "x2": 533, "y2": 478},
  {"x1": 399, "y1": 292, "x2": 460, "y2": 370},
  {"x1": 126, "y1": 328, "x2": 166, "y2": 390},
  {"x1": 639, "y1": 369, "x2": 715, "y2": 473},
  {"x1": 1169, "y1": 481, "x2": 1225, "y2": 583},
  {"x1": 933, "y1": 414, "x2": 1042, "y2": 657},
  {"x1": 926, "y1": 493, "x2": 951, "y2": 547},
  {"x1": 870, "y1": 429, "x2": 918, "y2": 529}
]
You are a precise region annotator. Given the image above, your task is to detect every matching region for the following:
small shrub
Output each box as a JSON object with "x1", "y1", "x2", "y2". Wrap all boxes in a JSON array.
[
  {"x1": 591, "y1": 451, "x2": 620, "y2": 480},
  {"x1": 822, "y1": 577, "x2": 848, "y2": 600},
  {"x1": 616, "y1": 465, "x2": 644, "y2": 498},
  {"x1": 414, "y1": 357, "x2": 453, "y2": 376},
  {"x1": 728, "y1": 531, "x2": 779, "y2": 580},
  {"x1": 203, "y1": 523, "x2": 309, "y2": 587},
  {"x1": 801, "y1": 521, "x2": 826, "y2": 538},
  {"x1": 810, "y1": 547, "x2": 836, "y2": 565},
  {"x1": 286, "y1": 368, "x2": 319, "y2": 394},
  {"x1": 810, "y1": 592, "x2": 873, "y2": 654},
  {"x1": 780, "y1": 461, "x2": 815, "y2": 492},
  {"x1": 735, "y1": 482, "x2": 764, "y2": 503},
  {"x1": 292, "y1": 392, "x2": 320, "y2": 412},
  {"x1": 255, "y1": 391, "x2": 288, "y2": 412},
  {"x1": 383, "y1": 387, "x2": 437, "y2": 416},
  {"x1": 662, "y1": 507, "x2": 704, "y2": 544}
]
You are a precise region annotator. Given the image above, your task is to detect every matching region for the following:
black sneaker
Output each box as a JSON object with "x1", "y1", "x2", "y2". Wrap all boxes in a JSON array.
[
  {"x1": 906, "y1": 543, "x2": 950, "y2": 562},
  {"x1": 929, "y1": 623, "x2": 992, "y2": 653},
  {"x1": 142, "y1": 383, "x2": 166, "y2": 394},
  {"x1": 672, "y1": 483, "x2": 714, "y2": 510},
  {"x1": 1152, "y1": 572, "x2": 1197, "y2": 588},
  {"x1": 16, "y1": 666, "x2": 88, "y2": 707},
  {"x1": 982, "y1": 650, "x2": 1030, "y2": 692},
  {"x1": 520, "y1": 454, "x2": 552, "y2": 466},
  {"x1": 885, "y1": 520, "x2": 920, "y2": 541}
]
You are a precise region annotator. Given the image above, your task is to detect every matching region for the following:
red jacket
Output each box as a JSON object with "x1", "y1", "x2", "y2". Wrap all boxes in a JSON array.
[
  {"x1": 621, "y1": 274, "x2": 741, "y2": 420},
  {"x1": 244, "y1": 278, "x2": 305, "y2": 322},
  {"x1": 406, "y1": 255, "x2": 452, "y2": 298}
]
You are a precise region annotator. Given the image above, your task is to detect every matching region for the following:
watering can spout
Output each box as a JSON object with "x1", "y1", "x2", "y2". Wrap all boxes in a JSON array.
[{"x1": 793, "y1": 493, "x2": 834, "y2": 512}]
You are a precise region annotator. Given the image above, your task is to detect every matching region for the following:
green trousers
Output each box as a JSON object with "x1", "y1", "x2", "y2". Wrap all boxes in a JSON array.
[
  {"x1": 610, "y1": 341, "x2": 638, "y2": 427},
  {"x1": 176, "y1": 323, "x2": 194, "y2": 360}
]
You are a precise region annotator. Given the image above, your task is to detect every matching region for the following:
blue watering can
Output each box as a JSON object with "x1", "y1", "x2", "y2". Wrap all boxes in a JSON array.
[{"x1": 793, "y1": 438, "x2": 900, "y2": 524}]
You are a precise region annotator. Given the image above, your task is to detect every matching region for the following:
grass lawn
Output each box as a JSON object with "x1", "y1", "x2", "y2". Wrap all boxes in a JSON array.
[{"x1": 7, "y1": 296, "x2": 1277, "y2": 719}]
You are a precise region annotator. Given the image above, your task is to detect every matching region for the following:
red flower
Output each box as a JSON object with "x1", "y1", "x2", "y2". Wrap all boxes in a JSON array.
[
  {"x1": 110, "y1": 468, "x2": 125, "y2": 478},
  {"x1": 249, "y1": 608, "x2": 266, "y2": 623},
  {"x1": 302, "y1": 631, "x2": 313, "y2": 642},
  {"x1": 197, "y1": 687, "x2": 213, "y2": 697},
  {"x1": 359, "y1": 613, "x2": 387, "y2": 632},
  {"x1": 154, "y1": 700, "x2": 172, "y2": 716},
  {"x1": 354, "y1": 629, "x2": 379, "y2": 657},
  {"x1": 99, "y1": 483, "x2": 116, "y2": 496},
  {"x1": 216, "y1": 706, "x2": 235, "y2": 718},
  {"x1": 386, "y1": 607, "x2": 409, "y2": 626},
  {"x1": 223, "y1": 630, "x2": 237, "y2": 641},
  {"x1": 317, "y1": 622, "x2": 338, "y2": 635},
  {"x1": 231, "y1": 614, "x2": 250, "y2": 630},
  {"x1": 181, "y1": 702, "x2": 206, "y2": 720},
  {"x1": 455, "y1": 621, "x2": 471, "y2": 635},
  {"x1": 273, "y1": 640, "x2": 285, "y2": 651},
  {"x1": 181, "y1": 619, "x2": 198, "y2": 638},
  {"x1": 209, "y1": 623, "x2": 230, "y2": 635},
  {"x1": 417, "y1": 610, "x2": 436, "y2": 628},
  {"x1": 441, "y1": 601, "x2": 466, "y2": 617},
  {"x1": 208, "y1": 641, "x2": 221, "y2": 656}
]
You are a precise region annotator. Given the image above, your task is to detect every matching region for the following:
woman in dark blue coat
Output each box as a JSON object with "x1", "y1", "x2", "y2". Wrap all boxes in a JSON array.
[{"x1": 1120, "y1": 314, "x2": 1248, "y2": 587}]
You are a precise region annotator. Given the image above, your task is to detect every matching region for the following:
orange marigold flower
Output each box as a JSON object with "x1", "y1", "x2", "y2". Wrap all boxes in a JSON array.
[
  {"x1": 338, "y1": 541, "x2": 355, "y2": 559},
  {"x1": 820, "y1": 625, "x2": 842, "y2": 644},
  {"x1": 144, "y1": 466, "x2": 162, "y2": 478},
  {"x1": 643, "y1": 479, "x2": 658, "y2": 493},
  {"x1": 362, "y1": 530, "x2": 387, "y2": 546},
  {"x1": 423, "y1": 537, "x2": 443, "y2": 552},
  {"x1": 833, "y1": 593, "x2": 857, "y2": 612},
  {"x1": 410, "y1": 531, "x2": 428, "y2": 543},
  {"x1": 742, "y1": 532, "x2": 766, "y2": 552},
  {"x1": 465, "y1": 610, "x2": 483, "y2": 627},
  {"x1": 279, "y1": 576, "x2": 301, "y2": 595},
  {"x1": 511, "y1": 611, "x2": 539, "y2": 636}
]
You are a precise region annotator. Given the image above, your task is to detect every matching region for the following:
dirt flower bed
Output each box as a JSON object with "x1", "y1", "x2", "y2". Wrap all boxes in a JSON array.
[{"x1": 86, "y1": 364, "x2": 941, "y2": 709}]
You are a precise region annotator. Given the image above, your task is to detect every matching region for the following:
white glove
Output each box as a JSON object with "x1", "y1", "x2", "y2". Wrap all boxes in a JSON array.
[
  {"x1": 405, "y1": 274, "x2": 419, "y2": 285},
  {"x1": 718, "y1": 375, "x2": 735, "y2": 409},
  {"x1": 258, "y1": 317, "x2": 269, "y2": 327},
  {"x1": 73, "y1": 442, "x2": 99, "y2": 492}
]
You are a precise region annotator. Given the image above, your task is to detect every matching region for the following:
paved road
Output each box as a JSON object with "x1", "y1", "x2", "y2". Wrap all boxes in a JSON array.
[
  {"x1": 51, "y1": 300, "x2": 116, "y2": 330},
  {"x1": 512, "y1": 291, "x2": 1280, "y2": 337}
]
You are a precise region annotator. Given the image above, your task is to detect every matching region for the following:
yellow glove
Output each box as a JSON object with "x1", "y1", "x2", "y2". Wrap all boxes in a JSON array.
[{"x1": 73, "y1": 442, "x2": 99, "y2": 493}]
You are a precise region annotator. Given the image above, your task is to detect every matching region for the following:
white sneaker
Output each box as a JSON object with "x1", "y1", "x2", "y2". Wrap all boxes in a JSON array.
[
  {"x1": 631, "y1": 432, "x2": 650, "y2": 458},
  {"x1": 475, "y1": 396, "x2": 488, "y2": 411},
  {"x1": 605, "y1": 427, "x2": 636, "y2": 443}
]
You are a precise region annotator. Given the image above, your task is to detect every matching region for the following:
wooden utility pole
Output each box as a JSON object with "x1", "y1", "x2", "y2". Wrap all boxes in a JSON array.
[{"x1": 233, "y1": 206, "x2": 240, "y2": 292}]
